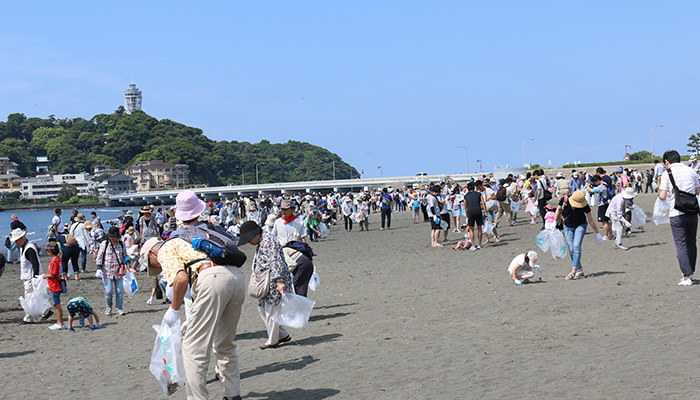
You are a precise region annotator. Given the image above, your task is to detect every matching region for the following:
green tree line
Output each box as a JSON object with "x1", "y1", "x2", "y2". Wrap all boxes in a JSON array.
[{"x1": 0, "y1": 109, "x2": 358, "y2": 186}]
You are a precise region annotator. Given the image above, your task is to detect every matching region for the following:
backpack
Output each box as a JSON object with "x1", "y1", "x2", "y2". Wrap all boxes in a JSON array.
[
  {"x1": 171, "y1": 222, "x2": 246, "y2": 267},
  {"x1": 496, "y1": 186, "x2": 508, "y2": 201}
]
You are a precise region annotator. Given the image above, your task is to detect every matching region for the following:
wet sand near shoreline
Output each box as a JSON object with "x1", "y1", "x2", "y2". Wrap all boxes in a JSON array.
[{"x1": 1, "y1": 192, "x2": 697, "y2": 400}]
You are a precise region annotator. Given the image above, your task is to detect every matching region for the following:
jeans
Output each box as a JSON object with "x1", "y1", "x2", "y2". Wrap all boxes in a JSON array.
[
  {"x1": 61, "y1": 245, "x2": 80, "y2": 275},
  {"x1": 79, "y1": 248, "x2": 87, "y2": 271},
  {"x1": 670, "y1": 214, "x2": 698, "y2": 277},
  {"x1": 381, "y1": 209, "x2": 392, "y2": 228},
  {"x1": 103, "y1": 276, "x2": 124, "y2": 310},
  {"x1": 8, "y1": 240, "x2": 18, "y2": 262},
  {"x1": 563, "y1": 223, "x2": 587, "y2": 271}
]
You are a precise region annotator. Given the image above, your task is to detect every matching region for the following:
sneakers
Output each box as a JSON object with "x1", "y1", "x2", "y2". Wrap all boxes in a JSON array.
[
  {"x1": 476, "y1": 245, "x2": 482, "y2": 250},
  {"x1": 41, "y1": 308, "x2": 54, "y2": 320},
  {"x1": 469, "y1": 246, "x2": 477, "y2": 251},
  {"x1": 678, "y1": 278, "x2": 693, "y2": 286},
  {"x1": 105, "y1": 307, "x2": 112, "y2": 315},
  {"x1": 48, "y1": 323, "x2": 64, "y2": 330},
  {"x1": 117, "y1": 309, "x2": 126, "y2": 316},
  {"x1": 614, "y1": 243, "x2": 629, "y2": 250},
  {"x1": 453, "y1": 228, "x2": 460, "y2": 233}
]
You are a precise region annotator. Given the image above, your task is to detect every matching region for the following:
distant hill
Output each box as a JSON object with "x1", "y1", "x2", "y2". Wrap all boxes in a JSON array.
[{"x1": 0, "y1": 109, "x2": 358, "y2": 186}]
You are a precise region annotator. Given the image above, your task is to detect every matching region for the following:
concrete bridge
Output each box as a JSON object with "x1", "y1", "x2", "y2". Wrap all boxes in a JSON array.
[{"x1": 107, "y1": 173, "x2": 486, "y2": 206}]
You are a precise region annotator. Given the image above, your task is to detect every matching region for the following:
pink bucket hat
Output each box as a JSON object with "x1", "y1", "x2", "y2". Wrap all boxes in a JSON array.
[{"x1": 175, "y1": 190, "x2": 206, "y2": 221}]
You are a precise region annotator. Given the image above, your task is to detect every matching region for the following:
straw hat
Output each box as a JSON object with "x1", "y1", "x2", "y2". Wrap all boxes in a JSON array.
[
  {"x1": 127, "y1": 226, "x2": 135, "y2": 234},
  {"x1": 83, "y1": 221, "x2": 94, "y2": 230},
  {"x1": 568, "y1": 191, "x2": 588, "y2": 209},
  {"x1": 75, "y1": 213, "x2": 86, "y2": 223},
  {"x1": 140, "y1": 205, "x2": 153, "y2": 213}
]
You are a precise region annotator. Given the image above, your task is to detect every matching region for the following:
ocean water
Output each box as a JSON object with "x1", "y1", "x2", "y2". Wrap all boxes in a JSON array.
[{"x1": 1, "y1": 206, "x2": 135, "y2": 246}]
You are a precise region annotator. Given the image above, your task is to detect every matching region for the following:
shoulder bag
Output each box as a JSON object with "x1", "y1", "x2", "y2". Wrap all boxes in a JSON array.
[
  {"x1": 667, "y1": 168, "x2": 700, "y2": 214},
  {"x1": 248, "y1": 254, "x2": 270, "y2": 298}
]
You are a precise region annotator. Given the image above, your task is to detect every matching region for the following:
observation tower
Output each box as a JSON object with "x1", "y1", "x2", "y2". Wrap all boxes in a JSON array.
[{"x1": 124, "y1": 83, "x2": 142, "y2": 114}]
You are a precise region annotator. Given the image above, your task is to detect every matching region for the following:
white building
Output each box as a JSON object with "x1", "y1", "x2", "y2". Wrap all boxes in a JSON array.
[
  {"x1": 124, "y1": 83, "x2": 142, "y2": 113},
  {"x1": 22, "y1": 174, "x2": 93, "y2": 199}
]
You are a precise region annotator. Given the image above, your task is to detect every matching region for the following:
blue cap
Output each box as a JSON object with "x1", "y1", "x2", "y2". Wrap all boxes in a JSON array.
[{"x1": 615, "y1": 167, "x2": 623, "y2": 173}]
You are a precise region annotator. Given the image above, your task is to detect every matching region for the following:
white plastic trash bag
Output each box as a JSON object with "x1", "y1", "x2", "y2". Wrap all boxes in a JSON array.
[
  {"x1": 319, "y1": 223, "x2": 330, "y2": 239},
  {"x1": 535, "y1": 230, "x2": 551, "y2": 252},
  {"x1": 510, "y1": 200, "x2": 522, "y2": 212},
  {"x1": 653, "y1": 198, "x2": 671, "y2": 225},
  {"x1": 483, "y1": 221, "x2": 493, "y2": 236},
  {"x1": 19, "y1": 276, "x2": 51, "y2": 320},
  {"x1": 308, "y1": 268, "x2": 320, "y2": 292},
  {"x1": 150, "y1": 319, "x2": 186, "y2": 396},
  {"x1": 631, "y1": 206, "x2": 647, "y2": 229},
  {"x1": 123, "y1": 271, "x2": 139, "y2": 299},
  {"x1": 533, "y1": 264, "x2": 542, "y2": 280},
  {"x1": 273, "y1": 293, "x2": 316, "y2": 329},
  {"x1": 550, "y1": 230, "x2": 567, "y2": 260}
]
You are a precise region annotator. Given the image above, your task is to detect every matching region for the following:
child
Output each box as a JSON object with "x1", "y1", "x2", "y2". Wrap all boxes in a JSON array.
[
  {"x1": 508, "y1": 251, "x2": 539, "y2": 285},
  {"x1": 43, "y1": 241, "x2": 65, "y2": 330},
  {"x1": 526, "y1": 192, "x2": 538, "y2": 224},
  {"x1": 65, "y1": 297, "x2": 101, "y2": 331},
  {"x1": 544, "y1": 204, "x2": 557, "y2": 230},
  {"x1": 452, "y1": 228, "x2": 473, "y2": 250}
]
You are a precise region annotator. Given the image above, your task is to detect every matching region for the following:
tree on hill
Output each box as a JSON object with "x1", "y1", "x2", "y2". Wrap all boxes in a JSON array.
[
  {"x1": 629, "y1": 150, "x2": 652, "y2": 161},
  {"x1": 0, "y1": 111, "x2": 358, "y2": 185}
]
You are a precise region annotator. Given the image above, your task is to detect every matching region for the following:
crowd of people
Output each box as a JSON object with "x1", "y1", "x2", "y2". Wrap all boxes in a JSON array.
[{"x1": 7, "y1": 149, "x2": 700, "y2": 399}]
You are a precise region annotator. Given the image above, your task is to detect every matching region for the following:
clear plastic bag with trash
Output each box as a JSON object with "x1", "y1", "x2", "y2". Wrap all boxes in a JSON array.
[
  {"x1": 319, "y1": 223, "x2": 330, "y2": 239},
  {"x1": 630, "y1": 205, "x2": 647, "y2": 229},
  {"x1": 19, "y1": 276, "x2": 51, "y2": 320},
  {"x1": 308, "y1": 267, "x2": 320, "y2": 292},
  {"x1": 483, "y1": 220, "x2": 493, "y2": 236},
  {"x1": 535, "y1": 230, "x2": 551, "y2": 252},
  {"x1": 150, "y1": 319, "x2": 186, "y2": 396},
  {"x1": 123, "y1": 271, "x2": 139, "y2": 299},
  {"x1": 653, "y1": 198, "x2": 671, "y2": 225},
  {"x1": 550, "y1": 229, "x2": 567, "y2": 260},
  {"x1": 273, "y1": 293, "x2": 316, "y2": 329}
]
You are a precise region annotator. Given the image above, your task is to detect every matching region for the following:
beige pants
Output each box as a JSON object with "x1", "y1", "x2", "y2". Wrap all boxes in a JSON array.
[
  {"x1": 258, "y1": 301, "x2": 289, "y2": 346},
  {"x1": 495, "y1": 201, "x2": 512, "y2": 227},
  {"x1": 183, "y1": 266, "x2": 245, "y2": 400}
]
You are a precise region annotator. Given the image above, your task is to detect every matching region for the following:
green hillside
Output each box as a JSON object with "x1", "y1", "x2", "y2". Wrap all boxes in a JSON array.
[{"x1": 0, "y1": 109, "x2": 357, "y2": 186}]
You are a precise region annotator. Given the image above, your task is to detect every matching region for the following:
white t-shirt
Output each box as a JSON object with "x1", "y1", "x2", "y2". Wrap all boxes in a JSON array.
[
  {"x1": 660, "y1": 163, "x2": 700, "y2": 217},
  {"x1": 271, "y1": 217, "x2": 307, "y2": 245},
  {"x1": 481, "y1": 187, "x2": 497, "y2": 211},
  {"x1": 52, "y1": 215, "x2": 64, "y2": 234},
  {"x1": 508, "y1": 254, "x2": 531, "y2": 274}
]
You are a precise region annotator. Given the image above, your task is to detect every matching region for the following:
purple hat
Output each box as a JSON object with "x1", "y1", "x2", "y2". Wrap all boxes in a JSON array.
[{"x1": 175, "y1": 190, "x2": 206, "y2": 221}]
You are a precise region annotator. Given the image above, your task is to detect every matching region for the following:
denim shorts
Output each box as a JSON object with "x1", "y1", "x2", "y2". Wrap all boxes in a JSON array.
[{"x1": 50, "y1": 291, "x2": 61, "y2": 305}]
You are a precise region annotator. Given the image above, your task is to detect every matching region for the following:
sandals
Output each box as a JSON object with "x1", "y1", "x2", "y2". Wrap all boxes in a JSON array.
[
  {"x1": 574, "y1": 271, "x2": 585, "y2": 280},
  {"x1": 279, "y1": 335, "x2": 292, "y2": 343},
  {"x1": 565, "y1": 272, "x2": 575, "y2": 280},
  {"x1": 260, "y1": 336, "x2": 291, "y2": 349},
  {"x1": 259, "y1": 343, "x2": 278, "y2": 350}
]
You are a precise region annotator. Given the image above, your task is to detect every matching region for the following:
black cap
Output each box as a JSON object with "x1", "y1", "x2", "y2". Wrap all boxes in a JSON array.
[{"x1": 238, "y1": 221, "x2": 262, "y2": 246}]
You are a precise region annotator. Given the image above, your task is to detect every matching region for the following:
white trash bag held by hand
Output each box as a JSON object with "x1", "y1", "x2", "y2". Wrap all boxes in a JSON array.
[
  {"x1": 150, "y1": 319, "x2": 186, "y2": 396},
  {"x1": 653, "y1": 198, "x2": 671, "y2": 225},
  {"x1": 273, "y1": 293, "x2": 316, "y2": 329}
]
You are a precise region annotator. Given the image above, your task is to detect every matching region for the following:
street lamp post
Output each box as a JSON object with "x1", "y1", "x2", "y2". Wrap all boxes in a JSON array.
[
  {"x1": 378, "y1": 166, "x2": 383, "y2": 177},
  {"x1": 361, "y1": 152, "x2": 370, "y2": 179},
  {"x1": 332, "y1": 160, "x2": 336, "y2": 180},
  {"x1": 523, "y1": 138, "x2": 535, "y2": 167},
  {"x1": 236, "y1": 165, "x2": 244, "y2": 185},
  {"x1": 255, "y1": 162, "x2": 265, "y2": 184},
  {"x1": 651, "y1": 124, "x2": 663, "y2": 157},
  {"x1": 477, "y1": 159, "x2": 483, "y2": 173},
  {"x1": 456, "y1": 145, "x2": 469, "y2": 174}
]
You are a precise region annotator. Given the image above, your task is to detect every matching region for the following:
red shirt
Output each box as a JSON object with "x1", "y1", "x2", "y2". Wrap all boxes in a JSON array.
[{"x1": 47, "y1": 256, "x2": 63, "y2": 293}]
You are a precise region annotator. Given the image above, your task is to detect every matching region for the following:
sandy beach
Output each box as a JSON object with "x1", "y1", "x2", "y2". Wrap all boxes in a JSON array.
[{"x1": 1, "y1": 192, "x2": 696, "y2": 400}]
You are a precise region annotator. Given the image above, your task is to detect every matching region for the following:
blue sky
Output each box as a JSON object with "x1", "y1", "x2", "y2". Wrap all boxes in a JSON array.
[{"x1": 2, "y1": 1, "x2": 699, "y2": 178}]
